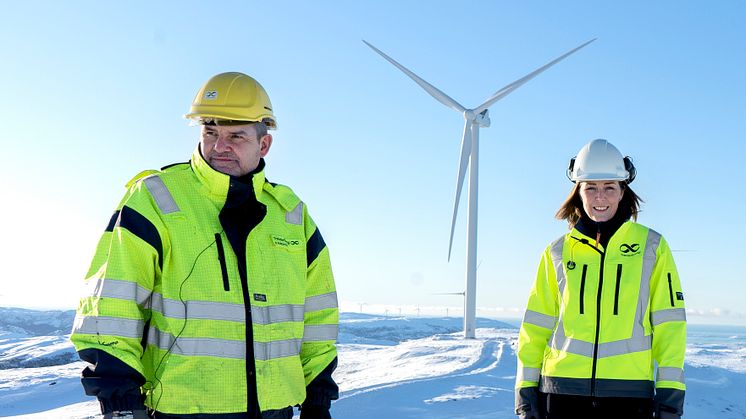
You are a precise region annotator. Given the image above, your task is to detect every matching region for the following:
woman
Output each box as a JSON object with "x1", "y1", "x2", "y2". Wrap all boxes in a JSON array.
[{"x1": 515, "y1": 139, "x2": 686, "y2": 419}]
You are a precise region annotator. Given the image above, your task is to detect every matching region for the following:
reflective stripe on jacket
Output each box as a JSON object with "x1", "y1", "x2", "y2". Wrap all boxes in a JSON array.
[
  {"x1": 515, "y1": 221, "x2": 685, "y2": 414},
  {"x1": 71, "y1": 147, "x2": 338, "y2": 414}
]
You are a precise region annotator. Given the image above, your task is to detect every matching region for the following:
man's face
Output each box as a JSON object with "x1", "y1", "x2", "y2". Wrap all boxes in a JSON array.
[{"x1": 200, "y1": 124, "x2": 272, "y2": 177}]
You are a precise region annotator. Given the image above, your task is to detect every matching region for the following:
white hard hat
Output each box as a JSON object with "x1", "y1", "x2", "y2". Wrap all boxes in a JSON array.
[{"x1": 566, "y1": 139, "x2": 636, "y2": 183}]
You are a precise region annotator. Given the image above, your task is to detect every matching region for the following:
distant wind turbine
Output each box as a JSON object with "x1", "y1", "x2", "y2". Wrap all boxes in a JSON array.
[{"x1": 365, "y1": 39, "x2": 596, "y2": 338}]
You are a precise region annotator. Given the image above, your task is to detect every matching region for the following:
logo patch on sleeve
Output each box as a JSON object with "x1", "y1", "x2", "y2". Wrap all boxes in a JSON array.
[
  {"x1": 676, "y1": 292, "x2": 684, "y2": 301},
  {"x1": 253, "y1": 293, "x2": 267, "y2": 302}
]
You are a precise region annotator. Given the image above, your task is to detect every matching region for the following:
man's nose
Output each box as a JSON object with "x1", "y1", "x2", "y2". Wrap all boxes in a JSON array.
[{"x1": 213, "y1": 134, "x2": 231, "y2": 152}]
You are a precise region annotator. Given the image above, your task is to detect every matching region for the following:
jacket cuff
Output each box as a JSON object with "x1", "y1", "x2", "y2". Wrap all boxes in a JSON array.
[
  {"x1": 304, "y1": 357, "x2": 339, "y2": 409},
  {"x1": 103, "y1": 410, "x2": 149, "y2": 419},
  {"x1": 96, "y1": 393, "x2": 146, "y2": 414},
  {"x1": 78, "y1": 349, "x2": 146, "y2": 414}
]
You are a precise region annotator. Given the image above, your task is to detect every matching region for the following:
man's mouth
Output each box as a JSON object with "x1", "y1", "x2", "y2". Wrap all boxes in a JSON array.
[{"x1": 210, "y1": 154, "x2": 235, "y2": 162}]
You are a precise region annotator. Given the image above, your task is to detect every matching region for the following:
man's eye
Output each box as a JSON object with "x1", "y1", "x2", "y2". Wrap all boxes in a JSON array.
[{"x1": 204, "y1": 131, "x2": 217, "y2": 137}]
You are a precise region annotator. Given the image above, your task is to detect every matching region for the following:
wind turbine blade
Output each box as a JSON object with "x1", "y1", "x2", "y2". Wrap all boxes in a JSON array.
[
  {"x1": 363, "y1": 40, "x2": 466, "y2": 114},
  {"x1": 448, "y1": 119, "x2": 472, "y2": 261},
  {"x1": 474, "y1": 38, "x2": 596, "y2": 114}
]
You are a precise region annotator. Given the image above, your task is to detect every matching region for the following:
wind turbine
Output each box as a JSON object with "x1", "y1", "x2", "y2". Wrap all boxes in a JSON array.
[{"x1": 364, "y1": 39, "x2": 596, "y2": 338}]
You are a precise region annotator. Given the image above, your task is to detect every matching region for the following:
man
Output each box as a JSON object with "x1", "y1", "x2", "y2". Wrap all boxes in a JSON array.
[{"x1": 70, "y1": 72, "x2": 339, "y2": 419}]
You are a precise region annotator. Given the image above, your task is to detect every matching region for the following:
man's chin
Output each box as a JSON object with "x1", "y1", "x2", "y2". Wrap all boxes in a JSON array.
[{"x1": 209, "y1": 161, "x2": 240, "y2": 176}]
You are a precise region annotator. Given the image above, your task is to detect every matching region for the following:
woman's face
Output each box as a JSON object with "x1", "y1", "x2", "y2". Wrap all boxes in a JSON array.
[{"x1": 579, "y1": 181, "x2": 624, "y2": 222}]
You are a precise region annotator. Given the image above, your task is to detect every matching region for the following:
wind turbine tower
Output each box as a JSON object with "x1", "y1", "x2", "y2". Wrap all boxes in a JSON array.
[{"x1": 365, "y1": 39, "x2": 596, "y2": 338}]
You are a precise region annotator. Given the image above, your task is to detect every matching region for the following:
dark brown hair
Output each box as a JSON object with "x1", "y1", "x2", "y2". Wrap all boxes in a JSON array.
[{"x1": 555, "y1": 182, "x2": 643, "y2": 229}]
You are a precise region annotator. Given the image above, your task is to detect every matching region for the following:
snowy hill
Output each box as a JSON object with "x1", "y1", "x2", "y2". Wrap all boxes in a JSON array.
[
  {"x1": 1, "y1": 309, "x2": 746, "y2": 418},
  {"x1": 0, "y1": 308, "x2": 74, "y2": 339},
  {"x1": 334, "y1": 321, "x2": 518, "y2": 419},
  {"x1": 0, "y1": 308, "x2": 77, "y2": 370}
]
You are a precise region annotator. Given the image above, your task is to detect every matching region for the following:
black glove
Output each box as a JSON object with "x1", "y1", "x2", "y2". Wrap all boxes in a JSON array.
[
  {"x1": 654, "y1": 408, "x2": 680, "y2": 419},
  {"x1": 300, "y1": 404, "x2": 331, "y2": 419},
  {"x1": 654, "y1": 400, "x2": 682, "y2": 418},
  {"x1": 515, "y1": 387, "x2": 541, "y2": 419},
  {"x1": 103, "y1": 411, "x2": 149, "y2": 419},
  {"x1": 653, "y1": 388, "x2": 684, "y2": 418}
]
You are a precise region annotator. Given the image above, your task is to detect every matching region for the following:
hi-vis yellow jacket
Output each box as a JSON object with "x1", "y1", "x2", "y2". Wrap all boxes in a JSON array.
[
  {"x1": 516, "y1": 221, "x2": 686, "y2": 414},
  {"x1": 70, "y1": 147, "x2": 338, "y2": 415}
]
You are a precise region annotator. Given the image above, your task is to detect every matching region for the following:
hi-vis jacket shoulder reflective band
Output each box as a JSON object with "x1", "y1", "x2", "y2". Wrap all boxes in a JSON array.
[
  {"x1": 515, "y1": 221, "x2": 686, "y2": 415},
  {"x1": 71, "y1": 146, "x2": 338, "y2": 414}
]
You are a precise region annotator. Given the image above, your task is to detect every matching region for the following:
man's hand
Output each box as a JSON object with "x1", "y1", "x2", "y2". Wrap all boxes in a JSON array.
[
  {"x1": 515, "y1": 387, "x2": 541, "y2": 418},
  {"x1": 655, "y1": 409, "x2": 680, "y2": 419}
]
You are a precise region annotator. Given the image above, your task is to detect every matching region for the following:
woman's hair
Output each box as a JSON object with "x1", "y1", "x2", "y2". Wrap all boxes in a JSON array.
[{"x1": 555, "y1": 182, "x2": 643, "y2": 228}]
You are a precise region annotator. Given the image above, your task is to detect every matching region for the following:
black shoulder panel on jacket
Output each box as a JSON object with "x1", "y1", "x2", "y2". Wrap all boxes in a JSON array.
[
  {"x1": 306, "y1": 227, "x2": 327, "y2": 267},
  {"x1": 78, "y1": 348, "x2": 146, "y2": 413},
  {"x1": 105, "y1": 210, "x2": 121, "y2": 232},
  {"x1": 160, "y1": 161, "x2": 189, "y2": 170},
  {"x1": 116, "y1": 205, "x2": 163, "y2": 271}
]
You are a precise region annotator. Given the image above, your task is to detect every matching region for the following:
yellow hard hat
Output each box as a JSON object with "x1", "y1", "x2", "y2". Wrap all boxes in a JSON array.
[{"x1": 185, "y1": 72, "x2": 277, "y2": 129}]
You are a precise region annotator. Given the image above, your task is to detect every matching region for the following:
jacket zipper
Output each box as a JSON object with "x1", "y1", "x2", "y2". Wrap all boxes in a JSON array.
[
  {"x1": 591, "y1": 249, "x2": 605, "y2": 397},
  {"x1": 238, "y1": 246, "x2": 261, "y2": 418},
  {"x1": 613, "y1": 264, "x2": 622, "y2": 315},
  {"x1": 579, "y1": 264, "x2": 588, "y2": 314},
  {"x1": 219, "y1": 177, "x2": 266, "y2": 418},
  {"x1": 215, "y1": 233, "x2": 230, "y2": 291},
  {"x1": 667, "y1": 273, "x2": 675, "y2": 307},
  {"x1": 573, "y1": 236, "x2": 604, "y2": 397}
]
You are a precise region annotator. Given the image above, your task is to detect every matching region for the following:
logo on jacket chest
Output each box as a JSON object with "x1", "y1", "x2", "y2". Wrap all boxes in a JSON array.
[
  {"x1": 271, "y1": 235, "x2": 302, "y2": 249},
  {"x1": 619, "y1": 243, "x2": 641, "y2": 256}
]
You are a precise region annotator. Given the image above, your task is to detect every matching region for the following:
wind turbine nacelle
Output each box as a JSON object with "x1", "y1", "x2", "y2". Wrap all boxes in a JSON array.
[
  {"x1": 464, "y1": 109, "x2": 491, "y2": 127},
  {"x1": 475, "y1": 109, "x2": 491, "y2": 128}
]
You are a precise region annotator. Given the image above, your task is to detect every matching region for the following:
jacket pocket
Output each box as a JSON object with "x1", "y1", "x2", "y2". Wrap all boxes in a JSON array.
[
  {"x1": 215, "y1": 233, "x2": 230, "y2": 291},
  {"x1": 667, "y1": 273, "x2": 675, "y2": 307},
  {"x1": 579, "y1": 264, "x2": 588, "y2": 314},
  {"x1": 614, "y1": 264, "x2": 622, "y2": 315}
]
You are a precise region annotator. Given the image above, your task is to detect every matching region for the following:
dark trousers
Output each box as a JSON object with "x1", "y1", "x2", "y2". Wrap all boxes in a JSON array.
[{"x1": 540, "y1": 392, "x2": 653, "y2": 419}]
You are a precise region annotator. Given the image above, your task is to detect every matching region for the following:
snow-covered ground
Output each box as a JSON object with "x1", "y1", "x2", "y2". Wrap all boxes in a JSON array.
[{"x1": 1, "y1": 309, "x2": 745, "y2": 418}]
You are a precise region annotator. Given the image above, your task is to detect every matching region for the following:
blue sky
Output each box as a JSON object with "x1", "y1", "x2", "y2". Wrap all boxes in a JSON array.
[{"x1": 1, "y1": 1, "x2": 744, "y2": 323}]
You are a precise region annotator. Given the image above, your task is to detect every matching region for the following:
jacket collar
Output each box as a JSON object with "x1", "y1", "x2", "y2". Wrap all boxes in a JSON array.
[
  {"x1": 190, "y1": 145, "x2": 266, "y2": 201},
  {"x1": 573, "y1": 213, "x2": 629, "y2": 250}
]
